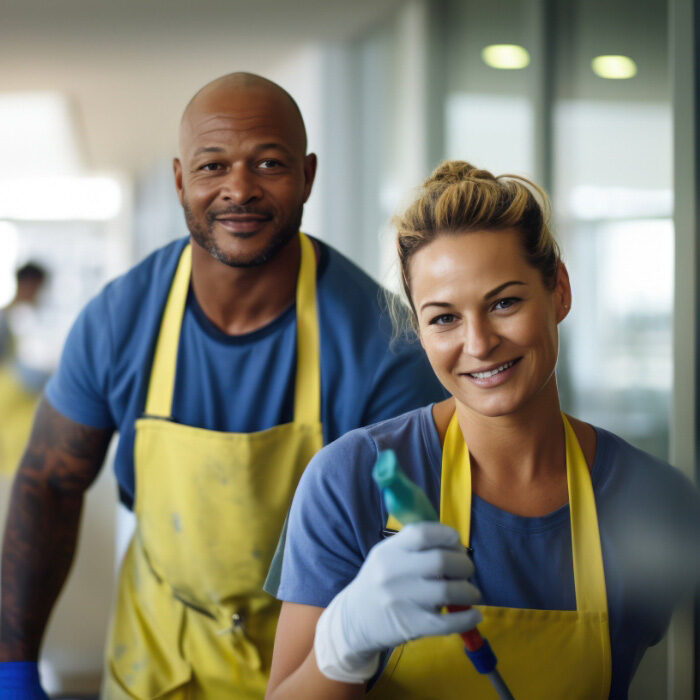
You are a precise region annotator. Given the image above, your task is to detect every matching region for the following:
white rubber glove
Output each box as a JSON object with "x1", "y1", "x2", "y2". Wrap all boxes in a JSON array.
[{"x1": 314, "y1": 522, "x2": 482, "y2": 684}]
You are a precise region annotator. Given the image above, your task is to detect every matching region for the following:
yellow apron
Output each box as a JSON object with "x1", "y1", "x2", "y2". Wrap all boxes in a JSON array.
[
  {"x1": 0, "y1": 364, "x2": 40, "y2": 475},
  {"x1": 104, "y1": 234, "x2": 323, "y2": 699},
  {"x1": 371, "y1": 413, "x2": 612, "y2": 699}
]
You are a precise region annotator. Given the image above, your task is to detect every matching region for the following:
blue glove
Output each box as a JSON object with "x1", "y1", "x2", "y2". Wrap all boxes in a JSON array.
[
  {"x1": 0, "y1": 662, "x2": 50, "y2": 699},
  {"x1": 314, "y1": 522, "x2": 482, "y2": 683}
]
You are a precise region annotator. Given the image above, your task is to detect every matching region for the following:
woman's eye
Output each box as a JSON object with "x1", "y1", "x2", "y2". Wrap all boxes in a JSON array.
[
  {"x1": 492, "y1": 297, "x2": 520, "y2": 311},
  {"x1": 429, "y1": 313, "x2": 456, "y2": 326}
]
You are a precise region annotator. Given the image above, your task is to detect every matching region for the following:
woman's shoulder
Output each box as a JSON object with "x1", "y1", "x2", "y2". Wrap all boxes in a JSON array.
[
  {"x1": 591, "y1": 424, "x2": 700, "y2": 602},
  {"x1": 591, "y1": 423, "x2": 700, "y2": 548},
  {"x1": 591, "y1": 424, "x2": 689, "y2": 489}
]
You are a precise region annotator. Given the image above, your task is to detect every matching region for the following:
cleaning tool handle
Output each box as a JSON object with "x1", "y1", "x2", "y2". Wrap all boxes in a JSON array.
[{"x1": 447, "y1": 605, "x2": 485, "y2": 650}]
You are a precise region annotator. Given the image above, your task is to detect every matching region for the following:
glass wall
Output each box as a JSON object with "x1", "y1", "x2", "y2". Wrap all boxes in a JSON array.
[
  {"x1": 438, "y1": 0, "x2": 672, "y2": 464},
  {"x1": 551, "y1": 0, "x2": 672, "y2": 461}
]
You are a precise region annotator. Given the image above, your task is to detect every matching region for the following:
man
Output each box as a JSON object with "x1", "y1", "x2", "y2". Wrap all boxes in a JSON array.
[{"x1": 0, "y1": 73, "x2": 444, "y2": 698}]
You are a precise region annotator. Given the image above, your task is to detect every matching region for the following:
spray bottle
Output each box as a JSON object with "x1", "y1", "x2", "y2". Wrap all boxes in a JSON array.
[{"x1": 372, "y1": 449, "x2": 515, "y2": 700}]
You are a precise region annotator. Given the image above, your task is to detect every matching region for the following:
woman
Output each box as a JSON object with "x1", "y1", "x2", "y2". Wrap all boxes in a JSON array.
[{"x1": 264, "y1": 162, "x2": 700, "y2": 699}]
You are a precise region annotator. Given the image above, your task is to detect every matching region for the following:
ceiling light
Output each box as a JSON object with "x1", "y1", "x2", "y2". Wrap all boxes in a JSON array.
[
  {"x1": 591, "y1": 55, "x2": 637, "y2": 80},
  {"x1": 481, "y1": 44, "x2": 530, "y2": 70}
]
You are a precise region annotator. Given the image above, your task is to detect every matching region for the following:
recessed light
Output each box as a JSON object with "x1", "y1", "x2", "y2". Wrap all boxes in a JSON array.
[
  {"x1": 591, "y1": 55, "x2": 637, "y2": 79},
  {"x1": 481, "y1": 44, "x2": 530, "y2": 70}
]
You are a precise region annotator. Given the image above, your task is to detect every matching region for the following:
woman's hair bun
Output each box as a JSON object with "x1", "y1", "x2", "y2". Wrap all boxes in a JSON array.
[
  {"x1": 425, "y1": 160, "x2": 496, "y2": 187},
  {"x1": 393, "y1": 159, "x2": 560, "y2": 336}
]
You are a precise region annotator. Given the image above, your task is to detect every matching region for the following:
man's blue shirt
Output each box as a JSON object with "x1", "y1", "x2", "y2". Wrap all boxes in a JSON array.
[{"x1": 45, "y1": 236, "x2": 445, "y2": 507}]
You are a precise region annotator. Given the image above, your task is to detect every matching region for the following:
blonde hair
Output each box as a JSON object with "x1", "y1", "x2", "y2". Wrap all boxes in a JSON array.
[{"x1": 394, "y1": 160, "x2": 560, "y2": 330}]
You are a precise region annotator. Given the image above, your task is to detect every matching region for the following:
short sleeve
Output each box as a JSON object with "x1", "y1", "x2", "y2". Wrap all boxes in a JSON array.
[
  {"x1": 270, "y1": 429, "x2": 384, "y2": 607},
  {"x1": 44, "y1": 293, "x2": 115, "y2": 428}
]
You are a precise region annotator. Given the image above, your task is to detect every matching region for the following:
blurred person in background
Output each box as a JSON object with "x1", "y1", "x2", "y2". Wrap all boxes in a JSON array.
[
  {"x1": 0, "y1": 73, "x2": 444, "y2": 699},
  {"x1": 265, "y1": 161, "x2": 700, "y2": 700},
  {"x1": 0, "y1": 262, "x2": 50, "y2": 476}
]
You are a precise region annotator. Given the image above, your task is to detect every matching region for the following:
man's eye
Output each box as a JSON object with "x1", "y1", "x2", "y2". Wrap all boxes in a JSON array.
[
  {"x1": 259, "y1": 159, "x2": 281, "y2": 169},
  {"x1": 200, "y1": 162, "x2": 223, "y2": 172}
]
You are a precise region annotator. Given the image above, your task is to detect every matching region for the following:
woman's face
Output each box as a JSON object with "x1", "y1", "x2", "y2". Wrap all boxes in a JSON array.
[{"x1": 409, "y1": 228, "x2": 570, "y2": 419}]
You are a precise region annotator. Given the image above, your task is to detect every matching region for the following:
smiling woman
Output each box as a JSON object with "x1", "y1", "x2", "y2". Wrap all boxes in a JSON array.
[
  {"x1": 264, "y1": 160, "x2": 700, "y2": 700},
  {"x1": 408, "y1": 229, "x2": 567, "y2": 422}
]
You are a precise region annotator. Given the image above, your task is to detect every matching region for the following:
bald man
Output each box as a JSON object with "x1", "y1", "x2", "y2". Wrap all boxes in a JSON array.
[{"x1": 0, "y1": 74, "x2": 444, "y2": 698}]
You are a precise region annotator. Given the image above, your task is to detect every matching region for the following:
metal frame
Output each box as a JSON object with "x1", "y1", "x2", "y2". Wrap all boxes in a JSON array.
[{"x1": 669, "y1": 0, "x2": 699, "y2": 697}]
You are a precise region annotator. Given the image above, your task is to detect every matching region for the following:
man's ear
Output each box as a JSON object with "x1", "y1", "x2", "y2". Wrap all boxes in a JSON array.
[
  {"x1": 173, "y1": 158, "x2": 185, "y2": 207},
  {"x1": 302, "y1": 153, "x2": 318, "y2": 203},
  {"x1": 554, "y1": 261, "x2": 572, "y2": 323}
]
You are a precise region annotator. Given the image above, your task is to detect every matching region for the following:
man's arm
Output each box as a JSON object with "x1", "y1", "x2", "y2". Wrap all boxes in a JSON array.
[{"x1": 0, "y1": 399, "x2": 113, "y2": 660}]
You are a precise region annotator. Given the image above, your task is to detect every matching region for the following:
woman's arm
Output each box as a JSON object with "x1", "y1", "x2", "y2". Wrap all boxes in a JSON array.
[
  {"x1": 267, "y1": 524, "x2": 482, "y2": 698},
  {"x1": 266, "y1": 602, "x2": 363, "y2": 700}
]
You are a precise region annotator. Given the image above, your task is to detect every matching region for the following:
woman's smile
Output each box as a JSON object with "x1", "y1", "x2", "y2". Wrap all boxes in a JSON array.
[{"x1": 460, "y1": 357, "x2": 522, "y2": 386}]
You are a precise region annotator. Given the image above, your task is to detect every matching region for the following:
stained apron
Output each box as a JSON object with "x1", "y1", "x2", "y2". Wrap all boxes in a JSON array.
[
  {"x1": 103, "y1": 233, "x2": 323, "y2": 699},
  {"x1": 370, "y1": 412, "x2": 611, "y2": 699}
]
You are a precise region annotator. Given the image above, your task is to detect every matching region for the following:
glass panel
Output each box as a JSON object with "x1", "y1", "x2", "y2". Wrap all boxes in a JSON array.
[
  {"x1": 443, "y1": 0, "x2": 538, "y2": 177},
  {"x1": 552, "y1": 0, "x2": 672, "y2": 463}
]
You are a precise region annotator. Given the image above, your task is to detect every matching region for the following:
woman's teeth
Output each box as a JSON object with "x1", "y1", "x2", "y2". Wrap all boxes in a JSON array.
[{"x1": 469, "y1": 360, "x2": 515, "y2": 379}]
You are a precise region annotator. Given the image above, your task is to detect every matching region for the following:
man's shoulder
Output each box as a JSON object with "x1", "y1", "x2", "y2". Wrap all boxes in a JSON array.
[
  {"x1": 102, "y1": 237, "x2": 187, "y2": 306},
  {"x1": 315, "y1": 238, "x2": 410, "y2": 344},
  {"x1": 317, "y1": 239, "x2": 385, "y2": 305},
  {"x1": 309, "y1": 407, "x2": 430, "y2": 480},
  {"x1": 79, "y1": 238, "x2": 180, "y2": 322},
  {"x1": 73, "y1": 237, "x2": 188, "y2": 351}
]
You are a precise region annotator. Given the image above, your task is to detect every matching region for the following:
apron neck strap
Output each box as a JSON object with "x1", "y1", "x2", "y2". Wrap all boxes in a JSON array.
[
  {"x1": 440, "y1": 412, "x2": 473, "y2": 546},
  {"x1": 293, "y1": 233, "x2": 321, "y2": 425},
  {"x1": 562, "y1": 414, "x2": 608, "y2": 614},
  {"x1": 144, "y1": 234, "x2": 321, "y2": 425},
  {"x1": 144, "y1": 243, "x2": 192, "y2": 418},
  {"x1": 439, "y1": 410, "x2": 608, "y2": 615}
]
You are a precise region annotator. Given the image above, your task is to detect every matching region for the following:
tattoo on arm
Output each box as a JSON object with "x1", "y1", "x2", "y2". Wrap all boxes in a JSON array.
[{"x1": 0, "y1": 399, "x2": 113, "y2": 660}]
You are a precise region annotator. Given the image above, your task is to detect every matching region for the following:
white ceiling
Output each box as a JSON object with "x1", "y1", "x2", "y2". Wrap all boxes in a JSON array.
[
  {"x1": 0, "y1": 0, "x2": 405, "y2": 174},
  {"x1": 0, "y1": 0, "x2": 669, "y2": 177}
]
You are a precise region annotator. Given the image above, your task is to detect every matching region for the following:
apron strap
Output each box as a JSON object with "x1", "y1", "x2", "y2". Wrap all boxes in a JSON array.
[
  {"x1": 439, "y1": 410, "x2": 608, "y2": 616},
  {"x1": 440, "y1": 412, "x2": 473, "y2": 547},
  {"x1": 144, "y1": 243, "x2": 192, "y2": 418},
  {"x1": 563, "y1": 415, "x2": 608, "y2": 615},
  {"x1": 144, "y1": 235, "x2": 321, "y2": 424},
  {"x1": 293, "y1": 233, "x2": 321, "y2": 425}
]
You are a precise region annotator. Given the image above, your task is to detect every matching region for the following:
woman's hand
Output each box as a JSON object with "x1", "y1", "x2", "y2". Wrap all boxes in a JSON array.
[{"x1": 314, "y1": 522, "x2": 482, "y2": 683}]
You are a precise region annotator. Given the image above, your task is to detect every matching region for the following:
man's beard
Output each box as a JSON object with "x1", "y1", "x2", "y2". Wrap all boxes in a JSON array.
[{"x1": 184, "y1": 201, "x2": 303, "y2": 268}]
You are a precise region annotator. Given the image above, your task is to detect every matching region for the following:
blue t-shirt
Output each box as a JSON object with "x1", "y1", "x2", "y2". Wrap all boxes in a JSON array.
[
  {"x1": 45, "y1": 237, "x2": 445, "y2": 508},
  {"x1": 269, "y1": 405, "x2": 700, "y2": 699}
]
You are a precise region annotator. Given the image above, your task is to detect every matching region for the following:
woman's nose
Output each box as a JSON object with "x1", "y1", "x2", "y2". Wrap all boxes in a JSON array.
[{"x1": 464, "y1": 317, "x2": 499, "y2": 358}]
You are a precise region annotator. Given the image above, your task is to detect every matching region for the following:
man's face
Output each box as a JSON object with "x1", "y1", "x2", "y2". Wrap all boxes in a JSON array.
[{"x1": 174, "y1": 86, "x2": 316, "y2": 267}]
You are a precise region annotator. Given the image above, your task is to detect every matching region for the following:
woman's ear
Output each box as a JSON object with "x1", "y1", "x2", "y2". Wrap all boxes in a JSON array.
[{"x1": 554, "y1": 261, "x2": 572, "y2": 323}]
